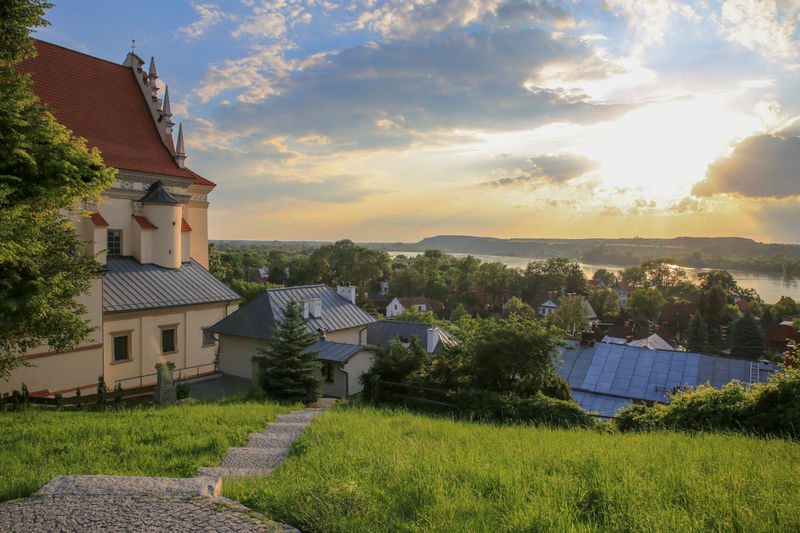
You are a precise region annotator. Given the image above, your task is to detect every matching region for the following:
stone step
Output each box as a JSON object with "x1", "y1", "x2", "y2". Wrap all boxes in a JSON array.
[
  {"x1": 266, "y1": 422, "x2": 309, "y2": 432},
  {"x1": 247, "y1": 433, "x2": 295, "y2": 448},
  {"x1": 37, "y1": 474, "x2": 222, "y2": 498},
  {"x1": 276, "y1": 413, "x2": 316, "y2": 423},
  {"x1": 221, "y1": 447, "x2": 288, "y2": 469},
  {"x1": 197, "y1": 466, "x2": 275, "y2": 478}
]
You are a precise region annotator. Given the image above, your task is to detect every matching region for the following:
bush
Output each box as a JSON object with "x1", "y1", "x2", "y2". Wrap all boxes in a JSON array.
[
  {"x1": 176, "y1": 382, "x2": 191, "y2": 400},
  {"x1": 615, "y1": 367, "x2": 800, "y2": 437},
  {"x1": 451, "y1": 389, "x2": 595, "y2": 429}
]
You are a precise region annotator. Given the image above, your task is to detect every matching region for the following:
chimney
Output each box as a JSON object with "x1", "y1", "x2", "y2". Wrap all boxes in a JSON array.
[
  {"x1": 310, "y1": 298, "x2": 322, "y2": 318},
  {"x1": 426, "y1": 327, "x2": 439, "y2": 353},
  {"x1": 174, "y1": 123, "x2": 186, "y2": 168},
  {"x1": 580, "y1": 330, "x2": 595, "y2": 347},
  {"x1": 301, "y1": 300, "x2": 310, "y2": 319},
  {"x1": 625, "y1": 335, "x2": 634, "y2": 343},
  {"x1": 336, "y1": 285, "x2": 357, "y2": 305}
]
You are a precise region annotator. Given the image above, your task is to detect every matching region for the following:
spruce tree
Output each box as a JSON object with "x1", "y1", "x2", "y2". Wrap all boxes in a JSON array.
[
  {"x1": 257, "y1": 300, "x2": 322, "y2": 403},
  {"x1": 686, "y1": 313, "x2": 708, "y2": 352},
  {"x1": 730, "y1": 312, "x2": 765, "y2": 359}
]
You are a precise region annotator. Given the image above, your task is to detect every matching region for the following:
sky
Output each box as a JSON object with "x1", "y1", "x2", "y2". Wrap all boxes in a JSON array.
[{"x1": 36, "y1": 0, "x2": 800, "y2": 243}]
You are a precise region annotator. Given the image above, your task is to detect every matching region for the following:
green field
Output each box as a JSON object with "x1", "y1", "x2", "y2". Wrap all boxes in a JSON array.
[
  {"x1": 0, "y1": 396, "x2": 297, "y2": 502},
  {"x1": 225, "y1": 405, "x2": 800, "y2": 533}
]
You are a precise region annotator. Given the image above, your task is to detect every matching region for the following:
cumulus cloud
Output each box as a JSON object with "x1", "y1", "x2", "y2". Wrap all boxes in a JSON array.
[
  {"x1": 670, "y1": 196, "x2": 704, "y2": 213},
  {"x1": 717, "y1": 0, "x2": 800, "y2": 60},
  {"x1": 483, "y1": 153, "x2": 599, "y2": 187},
  {"x1": 178, "y1": 2, "x2": 232, "y2": 40},
  {"x1": 692, "y1": 131, "x2": 800, "y2": 198}
]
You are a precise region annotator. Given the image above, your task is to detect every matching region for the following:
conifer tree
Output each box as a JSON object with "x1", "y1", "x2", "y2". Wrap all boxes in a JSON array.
[
  {"x1": 730, "y1": 312, "x2": 765, "y2": 359},
  {"x1": 686, "y1": 313, "x2": 708, "y2": 352},
  {"x1": 257, "y1": 300, "x2": 322, "y2": 403}
]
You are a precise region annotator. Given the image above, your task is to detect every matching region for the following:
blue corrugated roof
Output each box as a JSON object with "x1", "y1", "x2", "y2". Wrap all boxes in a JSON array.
[
  {"x1": 557, "y1": 342, "x2": 780, "y2": 417},
  {"x1": 366, "y1": 320, "x2": 456, "y2": 353},
  {"x1": 103, "y1": 256, "x2": 240, "y2": 313},
  {"x1": 307, "y1": 340, "x2": 366, "y2": 363},
  {"x1": 210, "y1": 285, "x2": 376, "y2": 340}
]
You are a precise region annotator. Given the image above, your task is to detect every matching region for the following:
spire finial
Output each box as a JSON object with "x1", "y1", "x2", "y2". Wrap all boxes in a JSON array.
[
  {"x1": 148, "y1": 56, "x2": 158, "y2": 79},
  {"x1": 162, "y1": 86, "x2": 171, "y2": 115},
  {"x1": 175, "y1": 123, "x2": 186, "y2": 168},
  {"x1": 131, "y1": 39, "x2": 136, "y2": 53}
]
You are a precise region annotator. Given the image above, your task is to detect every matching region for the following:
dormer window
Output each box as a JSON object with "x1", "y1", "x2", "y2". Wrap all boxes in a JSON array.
[{"x1": 107, "y1": 229, "x2": 121, "y2": 255}]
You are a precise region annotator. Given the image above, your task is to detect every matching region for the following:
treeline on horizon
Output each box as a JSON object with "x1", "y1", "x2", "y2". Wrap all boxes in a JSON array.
[{"x1": 214, "y1": 235, "x2": 800, "y2": 278}]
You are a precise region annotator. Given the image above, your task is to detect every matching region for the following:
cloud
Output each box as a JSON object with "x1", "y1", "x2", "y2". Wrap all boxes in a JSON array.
[
  {"x1": 717, "y1": 0, "x2": 800, "y2": 60},
  {"x1": 670, "y1": 196, "x2": 704, "y2": 213},
  {"x1": 194, "y1": 45, "x2": 294, "y2": 103},
  {"x1": 178, "y1": 2, "x2": 232, "y2": 40},
  {"x1": 692, "y1": 131, "x2": 800, "y2": 198},
  {"x1": 483, "y1": 153, "x2": 598, "y2": 187}
]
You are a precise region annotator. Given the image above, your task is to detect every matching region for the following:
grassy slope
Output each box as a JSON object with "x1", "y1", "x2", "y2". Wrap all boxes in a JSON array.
[
  {"x1": 0, "y1": 396, "x2": 297, "y2": 502},
  {"x1": 226, "y1": 406, "x2": 800, "y2": 533}
]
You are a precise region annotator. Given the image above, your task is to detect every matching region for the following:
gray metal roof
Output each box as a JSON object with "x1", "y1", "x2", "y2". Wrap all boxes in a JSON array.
[
  {"x1": 210, "y1": 285, "x2": 376, "y2": 341},
  {"x1": 602, "y1": 334, "x2": 675, "y2": 351},
  {"x1": 103, "y1": 256, "x2": 241, "y2": 313},
  {"x1": 139, "y1": 181, "x2": 179, "y2": 203},
  {"x1": 557, "y1": 341, "x2": 780, "y2": 417},
  {"x1": 307, "y1": 341, "x2": 366, "y2": 363},
  {"x1": 366, "y1": 320, "x2": 456, "y2": 353}
]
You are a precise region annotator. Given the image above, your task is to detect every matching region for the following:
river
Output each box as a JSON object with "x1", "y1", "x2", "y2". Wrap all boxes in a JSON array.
[{"x1": 388, "y1": 252, "x2": 800, "y2": 304}]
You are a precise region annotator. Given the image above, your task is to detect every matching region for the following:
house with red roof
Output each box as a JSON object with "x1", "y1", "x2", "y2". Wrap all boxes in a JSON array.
[{"x1": 1, "y1": 41, "x2": 240, "y2": 397}]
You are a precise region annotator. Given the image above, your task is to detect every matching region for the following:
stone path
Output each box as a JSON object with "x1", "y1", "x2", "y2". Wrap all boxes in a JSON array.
[{"x1": 0, "y1": 400, "x2": 336, "y2": 532}]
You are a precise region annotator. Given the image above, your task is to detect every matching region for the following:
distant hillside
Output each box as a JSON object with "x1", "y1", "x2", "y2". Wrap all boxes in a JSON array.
[{"x1": 366, "y1": 235, "x2": 800, "y2": 275}]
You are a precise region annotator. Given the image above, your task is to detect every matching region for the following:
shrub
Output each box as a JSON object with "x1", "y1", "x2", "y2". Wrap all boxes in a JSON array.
[
  {"x1": 176, "y1": 382, "x2": 191, "y2": 400},
  {"x1": 452, "y1": 389, "x2": 595, "y2": 429},
  {"x1": 615, "y1": 367, "x2": 800, "y2": 437}
]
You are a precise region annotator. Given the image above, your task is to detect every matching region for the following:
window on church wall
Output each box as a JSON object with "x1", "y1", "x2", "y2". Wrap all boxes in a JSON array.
[
  {"x1": 161, "y1": 326, "x2": 177, "y2": 353},
  {"x1": 112, "y1": 333, "x2": 131, "y2": 363},
  {"x1": 107, "y1": 229, "x2": 121, "y2": 255},
  {"x1": 202, "y1": 328, "x2": 215, "y2": 347}
]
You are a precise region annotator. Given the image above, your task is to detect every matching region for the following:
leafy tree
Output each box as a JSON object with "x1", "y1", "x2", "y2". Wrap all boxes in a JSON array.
[
  {"x1": 592, "y1": 268, "x2": 617, "y2": 287},
  {"x1": 396, "y1": 308, "x2": 437, "y2": 324},
  {"x1": 628, "y1": 288, "x2": 666, "y2": 321},
  {"x1": 450, "y1": 302, "x2": 470, "y2": 321},
  {"x1": 256, "y1": 300, "x2": 322, "y2": 403},
  {"x1": 698, "y1": 269, "x2": 738, "y2": 294},
  {"x1": 699, "y1": 283, "x2": 729, "y2": 328},
  {"x1": 586, "y1": 287, "x2": 620, "y2": 322},
  {"x1": 564, "y1": 262, "x2": 588, "y2": 295},
  {"x1": 363, "y1": 337, "x2": 428, "y2": 389},
  {"x1": 388, "y1": 268, "x2": 424, "y2": 297},
  {"x1": 771, "y1": 296, "x2": 799, "y2": 323},
  {"x1": 477, "y1": 261, "x2": 517, "y2": 303},
  {"x1": 502, "y1": 296, "x2": 537, "y2": 320},
  {"x1": 453, "y1": 315, "x2": 563, "y2": 396},
  {"x1": 620, "y1": 266, "x2": 646, "y2": 288},
  {"x1": 641, "y1": 259, "x2": 687, "y2": 291},
  {"x1": 423, "y1": 279, "x2": 450, "y2": 303},
  {"x1": 730, "y1": 312, "x2": 765, "y2": 360},
  {"x1": 547, "y1": 295, "x2": 589, "y2": 335},
  {"x1": 1, "y1": 1, "x2": 116, "y2": 379},
  {"x1": 686, "y1": 313, "x2": 709, "y2": 352}
]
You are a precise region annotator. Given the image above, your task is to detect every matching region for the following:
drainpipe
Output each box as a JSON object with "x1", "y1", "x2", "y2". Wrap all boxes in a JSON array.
[{"x1": 337, "y1": 365, "x2": 349, "y2": 398}]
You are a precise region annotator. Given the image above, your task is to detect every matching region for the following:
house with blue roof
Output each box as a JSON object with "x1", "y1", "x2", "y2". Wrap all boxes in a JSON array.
[
  {"x1": 557, "y1": 340, "x2": 780, "y2": 418},
  {"x1": 211, "y1": 285, "x2": 377, "y2": 398}
]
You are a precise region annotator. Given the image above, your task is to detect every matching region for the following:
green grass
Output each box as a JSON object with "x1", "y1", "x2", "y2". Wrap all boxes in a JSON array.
[
  {"x1": 0, "y1": 395, "x2": 298, "y2": 502},
  {"x1": 225, "y1": 405, "x2": 800, "y2": 532}
]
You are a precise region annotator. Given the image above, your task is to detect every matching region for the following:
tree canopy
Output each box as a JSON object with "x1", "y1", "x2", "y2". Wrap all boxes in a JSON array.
[{"x1": 0, "y1": 0, "x2": 116, "y2": 378}]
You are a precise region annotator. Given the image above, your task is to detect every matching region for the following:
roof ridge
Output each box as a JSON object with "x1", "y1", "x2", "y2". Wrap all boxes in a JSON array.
[
  {"x1": 34, "y1": 39, "x2": 131, "y2": 71},
  {"x1": 266, "y1": 284, "x2": 326, "y2": 292}
]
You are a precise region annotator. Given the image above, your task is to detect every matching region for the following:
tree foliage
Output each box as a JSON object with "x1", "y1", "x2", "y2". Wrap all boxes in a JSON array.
[
  {"x1": 0, "y1": 1, "x2": 116, "y2": 378},
  {"x1": 730, "y1": 312, "x2": 765, "y2": 360},
  {"x1": 547, "y1": 295, "x2": 589, "y2": 334},
  {"x1": 628, "y1": 288, "x2": 666, "y2": 321},
  {"x1": 592, "y1": 268, "x2": 617, "y2": 287},
  {"x1": 686, "y1": 313, "x2": 709, "y2": 352},
  {"x1": 256, "y1": 300, "x2": 322, "y2": 403},
  {"x1": 586, "y1": 287, "x2": 620, "y2": 322}
]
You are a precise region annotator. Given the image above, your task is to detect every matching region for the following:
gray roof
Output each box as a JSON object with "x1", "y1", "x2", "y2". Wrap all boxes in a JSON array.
[
  {"x1": 307, "y1": 341, "x2": 366, "y2": 363},
  {"x1": 103, "y1": 256, "x2": 240, "y2": 313},
  {"x1": 139, "y1": 181, "x2": 179, "y2": 203},
  {"x1": 210, "y1": 285, "x2": 376, "y2": 341},
  {"x1": 602, "y1": 334, "x2": 675, "y2": 351},
  {"x1": 557, "y1": 341, "x2": 780, "y2": 417},
  {"x1": 366, "y1": 320, "x2": 456, "y2": 353}
]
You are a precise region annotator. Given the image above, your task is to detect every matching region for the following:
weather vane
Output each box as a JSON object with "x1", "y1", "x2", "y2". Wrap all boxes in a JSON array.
[{"x1": 130, "y1": 39, "x2": 136, "y2": 53}]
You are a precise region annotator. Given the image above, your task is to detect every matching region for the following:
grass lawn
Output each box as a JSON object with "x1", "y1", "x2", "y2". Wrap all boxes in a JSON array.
[
  {"x1": 0, "y1": 395, "x2": 298, "y2": 502},
  {"x1": 225, "y1": 405, "x2": 800, "y2": 533}
]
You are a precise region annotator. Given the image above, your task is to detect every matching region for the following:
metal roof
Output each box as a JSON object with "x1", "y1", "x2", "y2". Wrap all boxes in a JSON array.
[
  {"x1": 366, "y1": 320, "x2": 456, "y2": 353},
  {"x1": 103, "y1": 256, "x2": 240, "y2": 312},
  {"x1": 557, "y1": 341, "x2": 780, "y2": 417},
  {"x1": 602, "y1": 334, "x2": 675, "y2": 351},
  {"x1": 210, "y1": 285, "x2": 376, "y2": 341},
  {"x1": 307, "y1": 341, "x2": 367, "y2": 363},
  {"x1": 139, "y1": 181, "x2": 179, "y2": 204}
]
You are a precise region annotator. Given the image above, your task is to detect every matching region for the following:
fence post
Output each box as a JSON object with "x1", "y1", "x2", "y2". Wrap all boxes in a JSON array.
[{"x1": 371, "y1": 375, "x2": 380, "y2": 406}]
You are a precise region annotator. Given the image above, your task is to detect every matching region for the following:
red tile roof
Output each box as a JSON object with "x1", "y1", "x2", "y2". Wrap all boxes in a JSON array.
[
  {"x1": 132, "y1": 215, "x2": 158, "y2": 229},
  {"x1": 89, "y1": 212, "x2": 109, "y2": 227},
  {"x1": 19, "y1": 40, "x2": 214, "y2": 188},
  {"x1": 181, "y1": 218, "x2": 192, "y2": 232}
]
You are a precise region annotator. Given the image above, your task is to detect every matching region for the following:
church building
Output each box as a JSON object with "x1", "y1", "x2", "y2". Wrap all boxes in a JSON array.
[{"x1": 1, "y1": 41, "x2": 240, "y2": 396}]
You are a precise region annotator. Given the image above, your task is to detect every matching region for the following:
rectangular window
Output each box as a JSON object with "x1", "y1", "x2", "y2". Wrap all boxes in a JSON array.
[
  {"x1": 113, "y1": 334, "x2": 129, "y2": 362},
  {"x1": 161, "y1": 328, "x2": 176, "y2": 353},
  {"x1": 321, "y1": 362, "x2": 334, "y2": 383},
  {"x1": 202, "y1": 328, "x2": 215, "y2": 347},
  {"x1": 107, "y1": 229, "x2": 121, "y2": 255}
]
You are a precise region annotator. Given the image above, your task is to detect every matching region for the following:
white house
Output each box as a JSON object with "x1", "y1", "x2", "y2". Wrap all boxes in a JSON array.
[
  {"x1": 533, "y1": 292, "x2": 599, "y2": 328},
  {"x1": 2, "y1": 41, "x2": 240, "y2": 397},
  {"x1": 385, "y1": 296, "x2": 444, "y2": 318},
  {"x1": 612, "y1": 282, "x2": 632, "y2": 309}
]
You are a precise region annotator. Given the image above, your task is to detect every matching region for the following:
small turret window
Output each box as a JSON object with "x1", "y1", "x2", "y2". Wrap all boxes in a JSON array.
[{"x1": 107, "y1": 229, "x2": 121, "y2": 255}]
